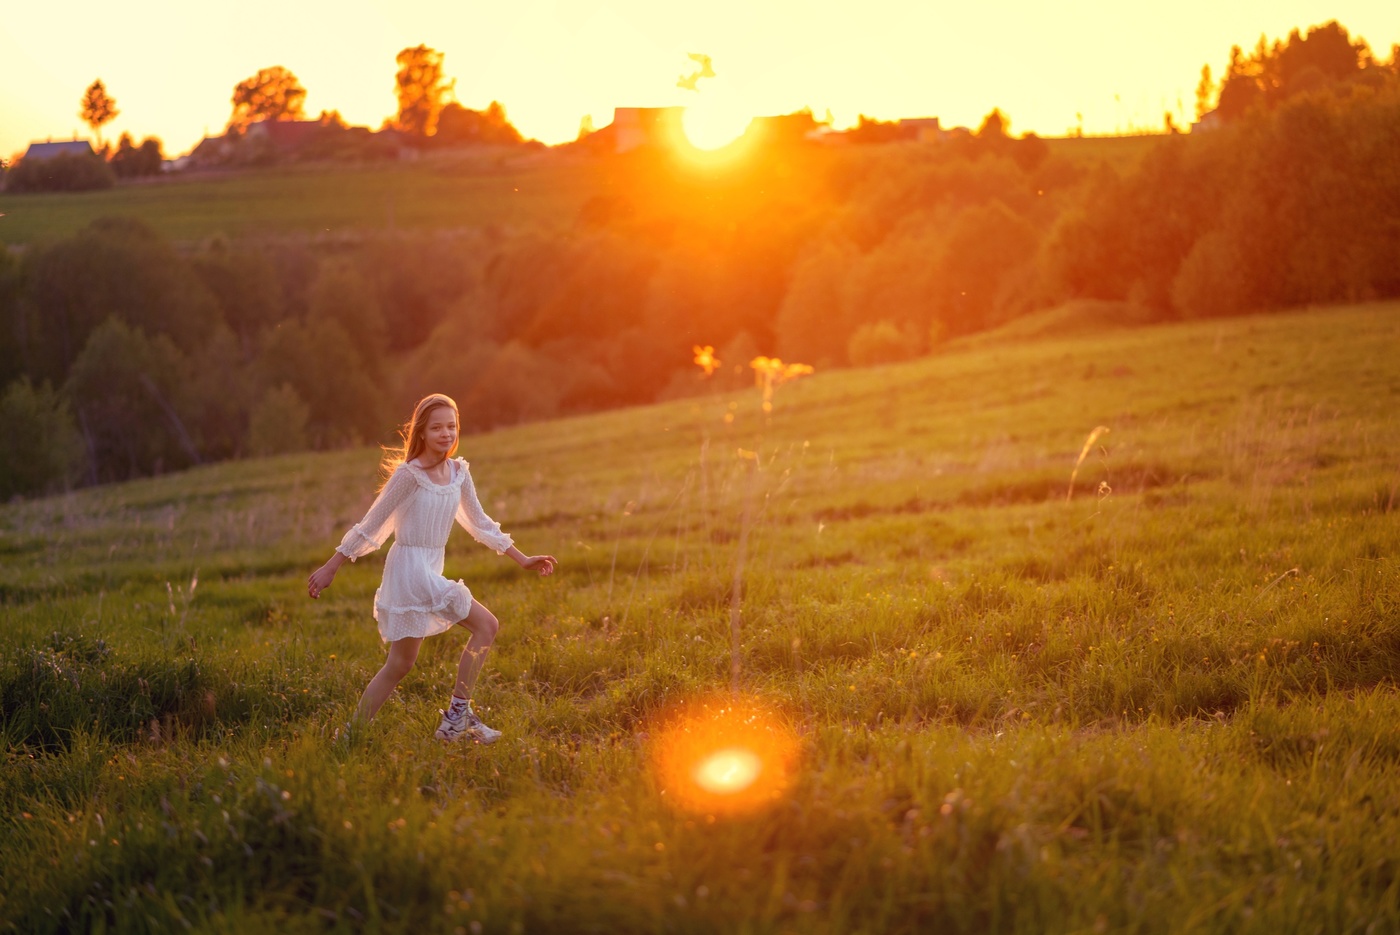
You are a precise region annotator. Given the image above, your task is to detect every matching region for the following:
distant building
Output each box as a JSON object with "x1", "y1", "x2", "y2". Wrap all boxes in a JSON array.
[
  {"x1": 188, "y1": 134, "x2": 234, "y2": 166},
  {"x1": 749, "y1": 111, "x2": 821, "y2": 145},
  {"x1": 1192, "y1": 110, "x2": 1222, "y2": 133},
  {"x1": 610, "y1": 107, "x2": 683, "y2": 153},
  {"x1": 898, "y1": 117, "x2": 945, "y2": 142},
  {"x1": 244, "y1": 120, "x2": 324, "y2": 151},
  {"x1": 23, "y1": 140, "x2": 96, "y2": 160}
]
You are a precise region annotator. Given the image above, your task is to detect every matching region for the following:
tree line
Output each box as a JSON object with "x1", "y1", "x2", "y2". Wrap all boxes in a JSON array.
[
  {"x1": 1, "y1": 46, "x2": 527, "y2": 192},
  {"x1": 0, "y1": 21, "x2": 1396, "y2": 498}
]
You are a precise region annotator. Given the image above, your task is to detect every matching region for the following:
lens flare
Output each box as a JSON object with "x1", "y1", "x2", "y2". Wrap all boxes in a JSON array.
[
  {"x1": 693, "y1": 748, "x2": 762, "y2": 793},
  {"x1": 650, "y1": 695, "x2": 798, "y2": 816}
]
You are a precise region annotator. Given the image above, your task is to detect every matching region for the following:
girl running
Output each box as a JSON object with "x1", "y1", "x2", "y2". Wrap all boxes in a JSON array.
[{"x1": 307, "y1": 393, "x2": 556, "y2": 743}]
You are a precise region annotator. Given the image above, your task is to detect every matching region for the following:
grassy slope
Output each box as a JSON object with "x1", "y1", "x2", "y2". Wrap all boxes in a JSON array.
[
  {"x1": 0, "y1": 150, "x2": 600, "y2": 245},
  {"x1": 2, "y1": 302, "x2": 1399, "y2": 932}
]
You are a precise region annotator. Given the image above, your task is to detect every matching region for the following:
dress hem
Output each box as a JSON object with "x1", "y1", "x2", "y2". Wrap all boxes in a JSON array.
[{"x1": 373, "y1": 579, "x2": 474, "y2": 642}]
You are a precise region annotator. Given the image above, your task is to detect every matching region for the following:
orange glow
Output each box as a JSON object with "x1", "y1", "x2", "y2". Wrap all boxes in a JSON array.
[
  {"x1": 651, "y1": 695, "x2": 798, "y2": 816},
  {"x1": 693, "y1": 748, "x2": 763, "y2": 793},
  {"x1": 693, "y1": 344, "x2": 721, "y2": 376},
  {"x1": 681, "y1": 101, "x2": 752, "y2": 151},
  {"x1": 750, "y1": 356, "x2": 815, "y2": 413},
  {"x1": 4, "y1": 3, "x2": 1399, "y2": 159}
]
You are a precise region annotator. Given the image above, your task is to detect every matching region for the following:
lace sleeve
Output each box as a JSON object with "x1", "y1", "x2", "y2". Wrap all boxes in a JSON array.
[
  {"x1": 336, "y1": 466, "x2": 415, "y2": 561},
  {"x1": 455, "y1": 463, "x2": 514, "y2": 555}
]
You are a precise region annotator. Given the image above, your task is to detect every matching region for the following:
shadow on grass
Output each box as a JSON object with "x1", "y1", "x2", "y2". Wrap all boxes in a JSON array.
[{"x1": 0, "y1": 630, "x2": 324, "y2": 753}]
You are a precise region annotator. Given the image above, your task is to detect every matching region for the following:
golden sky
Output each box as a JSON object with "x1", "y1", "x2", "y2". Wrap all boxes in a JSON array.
[{"x1": 2, "y1": 0, "x2": 1397, "y2": 159}]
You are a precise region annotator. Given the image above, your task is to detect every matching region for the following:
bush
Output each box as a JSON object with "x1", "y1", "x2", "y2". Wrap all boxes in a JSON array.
[
  {"x1": 3, "y1": 152, "x2": 114, "y2": 192},
  {"x1": 1171, "y1": 230, "x2": 1253, "y2": 317},
  {"x1": 107, "y1": 134, "x2": 164, "y2": 178},
  {"x1": 22, "y1": 218, "x2": 222, "y2": 382},
  {"x1": 933, "y1": 200, "x2": 1041, "y2": 335},
  {"x1": 847, "y1": 320, "x2": 914, "y2": 367},
  {"x1": 248, "y1": 383, "x2": 310, "y2": 456},
  {"x1": 308, "y1": 260, "x2": 385, "y2": 361},
  {"x1": 63, "y1": 318, "x2": 193, "y2": 482},
  {"x1": 775, "y1": 240, "x2": 860, "y2": 367},
  {"x1": 435, "y1": 101, "x2": 525, "y2": 146},
  {"x1": 0, "y1": 378, "x2": 85, "y2": 498},
  {"x1": 256, "y1": 317, "x2": 381, "y2": 447}
]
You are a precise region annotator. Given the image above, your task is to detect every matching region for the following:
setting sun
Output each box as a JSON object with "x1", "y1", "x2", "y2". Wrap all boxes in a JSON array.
[{"x1": 681, "y1": 100, "x2": 752, "y2": 151}]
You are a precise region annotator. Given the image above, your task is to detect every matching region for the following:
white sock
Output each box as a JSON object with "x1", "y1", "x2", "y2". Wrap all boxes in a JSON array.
[{"x1": 447, "y1": 695, "x2": 470, "y2": 719}]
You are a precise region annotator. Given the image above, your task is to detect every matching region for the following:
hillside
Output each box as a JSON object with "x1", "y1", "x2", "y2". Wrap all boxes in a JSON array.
[
  {"x1": 0, "y1": 135, "x2": 1161, "y2": 247},
  {"x1": 2, "y1": 302, "x2": 1399, "y2": 932}
]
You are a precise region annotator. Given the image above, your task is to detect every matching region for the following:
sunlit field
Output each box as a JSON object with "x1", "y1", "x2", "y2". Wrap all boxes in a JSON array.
[
  {"x1": 2, "y1": 302, "x2": 1399, "y2": 932},
  {"x1": 0, "y1": 149, "x2": 600, "y2": 246}
]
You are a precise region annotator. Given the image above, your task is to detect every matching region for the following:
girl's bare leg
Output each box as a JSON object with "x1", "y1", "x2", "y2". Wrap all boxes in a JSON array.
[
  {"x1": 354, "y1": 637, "x2": 423, "y2": 722},
  {"x1": 451, "y1": 600, "x2": 500, "y2": 701}
]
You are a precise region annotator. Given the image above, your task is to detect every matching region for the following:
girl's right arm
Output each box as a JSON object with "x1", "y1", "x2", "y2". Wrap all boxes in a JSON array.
[
  {"x1": 307, "y1": 466, "x2": 415, "y2": 599},
  {"x1": 308, "y1": 551, "x2": 347, "y2": 599}
]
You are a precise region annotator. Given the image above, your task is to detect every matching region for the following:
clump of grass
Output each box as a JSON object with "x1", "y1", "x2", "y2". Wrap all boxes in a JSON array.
[{"x1": 0, "y1": 628, "x2": 335, "y2": 752}]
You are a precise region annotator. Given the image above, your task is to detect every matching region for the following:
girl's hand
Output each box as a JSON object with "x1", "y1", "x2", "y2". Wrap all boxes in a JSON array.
[
  {"x1": 521, "y1": 554, "x2": 558, "y2": 578},
  {"x1": 307, "y1": 563, "x2": 337, "y2": 599}
]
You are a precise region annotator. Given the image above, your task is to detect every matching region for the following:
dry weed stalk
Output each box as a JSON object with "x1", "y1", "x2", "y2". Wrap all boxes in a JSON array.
[{"x1": 1067, "y1": 426, "x2": 1111, "y2": 502}]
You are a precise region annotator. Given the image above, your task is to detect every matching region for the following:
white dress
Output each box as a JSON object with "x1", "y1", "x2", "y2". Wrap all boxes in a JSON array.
[{"x1": 335, "y1": 458, "x2": 514, "y2": 642}]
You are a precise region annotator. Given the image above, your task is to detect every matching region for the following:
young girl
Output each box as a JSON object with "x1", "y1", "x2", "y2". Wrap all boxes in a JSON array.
[{"x1": 307, "y1": 393, "x2": 556, "y2": 744}]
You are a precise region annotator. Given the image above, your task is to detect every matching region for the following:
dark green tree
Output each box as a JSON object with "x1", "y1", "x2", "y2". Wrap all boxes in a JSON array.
[
  {"x1": 0, "y1": 378, "x2": 85, "y2": 497},
  {"x1": 108, "y1": 133, "x2": 164, "y2": 177},
  {"x1": 307, "y1": 260, "x2": 386, "y2": 362},
  {"x1": 3, "y1": 152, "x2": 114, "y2": 193},
  {"x1": 63, "y1": 318, "x2": 195, "y2": 482},
  {"x1": 190, "y1": 244, "x2": 285, "y2": 351},
  {"x1": 20, "y1": 219, "x2": 220, "y2": 382},
  {"x1": 257, "y1": 317, "x2": 381, "y2": 447}
]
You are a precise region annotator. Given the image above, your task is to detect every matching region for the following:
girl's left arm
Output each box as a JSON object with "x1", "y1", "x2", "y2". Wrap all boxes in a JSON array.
[{"x1": 503, "y1": 545, "x2": 558, "y2": 577}]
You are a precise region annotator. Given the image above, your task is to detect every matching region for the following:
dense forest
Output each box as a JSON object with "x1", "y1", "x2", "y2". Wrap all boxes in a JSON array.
[{"x1": 1, "y1": 22, "x2": 1397, "y2": 497}]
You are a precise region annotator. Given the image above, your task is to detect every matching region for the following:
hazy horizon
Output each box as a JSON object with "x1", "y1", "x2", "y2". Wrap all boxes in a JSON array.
[{"x1": 3, "y1": 0, "x2": 1398, "y2": 160}]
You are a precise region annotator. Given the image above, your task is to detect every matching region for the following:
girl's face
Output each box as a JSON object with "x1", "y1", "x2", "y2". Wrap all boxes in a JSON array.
[{"x1": 421, "y1": 405, "x2": 458, "y2": 459}]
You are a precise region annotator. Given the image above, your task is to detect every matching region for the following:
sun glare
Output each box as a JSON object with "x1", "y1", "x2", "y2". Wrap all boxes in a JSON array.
[
  {"x1": 681, "y1": 99, "x2": 752, "y2": 151},
  {"x1": 651, "y1": 696, "x2": 798, "y2": 816}
]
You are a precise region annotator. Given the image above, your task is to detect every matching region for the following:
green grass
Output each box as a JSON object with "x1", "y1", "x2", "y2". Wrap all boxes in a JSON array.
[
  {"x1": 1042, "y1": 133, "x2": 1166, "y2": 170},
  {"x1": 0, "y1": 149, "x2": 600, "y2": 245},
  {"x1": 2, "y1": 302, "x2": 1399, "y2": 932}
]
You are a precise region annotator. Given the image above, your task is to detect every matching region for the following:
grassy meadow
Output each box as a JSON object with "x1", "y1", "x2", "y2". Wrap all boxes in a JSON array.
[
  {"x1": 2, "y1": 301, "x2": 1399, "y2": 932},
  {"x1": 0, "y1": 149, "x2": 598, "y2": 245}
]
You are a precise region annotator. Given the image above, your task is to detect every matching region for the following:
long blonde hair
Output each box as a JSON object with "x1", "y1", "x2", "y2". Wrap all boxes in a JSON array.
[{"x1": 381, "y1": 393, "x2": 460, "y2": 484}]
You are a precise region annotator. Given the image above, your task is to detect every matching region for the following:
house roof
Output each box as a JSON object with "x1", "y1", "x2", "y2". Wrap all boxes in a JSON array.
[
  {"x1": 245, "y1": 120, "x2": 325, "y2": 148},
  {"x1": 24, "y1": 140, "x2": 95, "y2": 160}
]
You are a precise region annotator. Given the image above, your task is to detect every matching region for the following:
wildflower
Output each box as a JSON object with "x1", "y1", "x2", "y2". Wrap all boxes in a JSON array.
[
  {"x1": 693, "y1": 345, "x2": 721, "y2": 376},
  {"x1": 749, "y1": 356, "x2": 815, "y2": 413}
]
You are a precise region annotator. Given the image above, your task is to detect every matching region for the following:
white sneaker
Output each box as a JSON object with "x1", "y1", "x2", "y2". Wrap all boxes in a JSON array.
[{"x1": 434, "y1": 705, "x2": 502, "y2": 744}]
